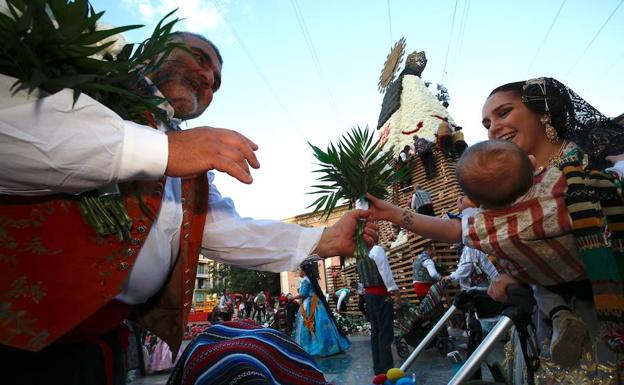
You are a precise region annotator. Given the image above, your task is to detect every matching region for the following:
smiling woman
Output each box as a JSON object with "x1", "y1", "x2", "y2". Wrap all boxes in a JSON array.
[
  {"x1": 475, "y1": 77, "x2": 624, "y2": 383},
  {"x1": 483, "y1": 77, "x2": 623, "y2": 170},
  {"x1": 367, "y1": 77, "x2": 624, "y2": 383}
]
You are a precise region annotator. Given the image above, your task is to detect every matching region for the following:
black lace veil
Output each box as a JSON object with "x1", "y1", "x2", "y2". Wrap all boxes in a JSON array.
[{"x1": 521, "y1": 77, "x2": 624, "y2": 169}]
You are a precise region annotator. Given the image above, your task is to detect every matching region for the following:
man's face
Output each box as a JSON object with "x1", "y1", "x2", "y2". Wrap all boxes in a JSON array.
[{"x1": 151, "y1": 35, "x2": 222, "y2": 120}]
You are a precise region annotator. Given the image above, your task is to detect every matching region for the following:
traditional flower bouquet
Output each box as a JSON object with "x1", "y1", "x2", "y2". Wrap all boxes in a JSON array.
[
  {"x1": 331, "y1": 310, "x2": 371, "y2": 335},
  {"x1": 331, "y1": 310, "x2": 352, "y2": 334},
  {"x1": 350, "y1": 317, "x2": 371, "y2": 335},
  {"x1": 0, "y1": 0, "x2": 184, "y2": 240},
  {"x1": 308, "y1": 126, "x2": 406, "y2": 259}
]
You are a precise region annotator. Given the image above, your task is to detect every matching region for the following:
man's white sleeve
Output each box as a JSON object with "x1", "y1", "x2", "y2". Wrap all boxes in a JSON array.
[
  {"x1": 370, "y1": 246, "x2": 398, "y2": 291},
  {"x1": 449, "y1": 249, "x2": 473, "y2": 281},
  {"x1": 0, "y1": 75, "x2": 167, "y2": 195},
  {"x1": 201, "y1": 173, "x2": 324, "y2": 272},
  {"x1": 422, "y1": 258, "x2": 441, "y2": 281}
]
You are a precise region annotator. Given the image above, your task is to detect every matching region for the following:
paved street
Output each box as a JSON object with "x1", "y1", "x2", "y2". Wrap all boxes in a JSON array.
[{"x1": 130, "y1": 333, "x2": 504, "y2": 385}]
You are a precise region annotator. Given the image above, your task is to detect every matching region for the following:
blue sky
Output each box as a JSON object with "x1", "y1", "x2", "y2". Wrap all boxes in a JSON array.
[{"x1": 93, "y1": 0, "x2": 624, "y2": 220}]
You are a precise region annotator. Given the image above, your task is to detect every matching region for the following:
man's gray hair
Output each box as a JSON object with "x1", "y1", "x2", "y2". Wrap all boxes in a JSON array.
[{"x1": 170, "y1": 31, "x2": 223, "y2": 65}]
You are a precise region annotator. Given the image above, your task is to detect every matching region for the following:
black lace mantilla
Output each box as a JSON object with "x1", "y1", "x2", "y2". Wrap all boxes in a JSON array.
[{"x1": 522, "y1": 77, "x2": 624, "y2": 170}]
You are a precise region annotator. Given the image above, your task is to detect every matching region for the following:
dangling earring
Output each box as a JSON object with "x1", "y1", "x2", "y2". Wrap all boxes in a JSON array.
[{"x1": 541, "y1": 114, "x2": 559, "y2": 143}]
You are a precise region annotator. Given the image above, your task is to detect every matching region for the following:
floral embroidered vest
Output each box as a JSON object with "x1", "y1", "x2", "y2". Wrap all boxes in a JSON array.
[{"x1": 0, "y1": 175, "x2": 208, "y2": 354}]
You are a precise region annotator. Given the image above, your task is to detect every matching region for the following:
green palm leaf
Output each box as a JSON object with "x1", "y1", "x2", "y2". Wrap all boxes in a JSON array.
[{"x1": 308, "y1": 125, "x2": 404, "y2": 221}]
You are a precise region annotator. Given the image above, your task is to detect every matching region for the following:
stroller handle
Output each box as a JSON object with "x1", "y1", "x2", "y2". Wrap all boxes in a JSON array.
[
  {"x1": 447, "y1": 316, "x2": 515, "y2": 385},
  {"x1": 399, "y1": 304, "x2": 458, "y2": 372},
  {"x1": 398, "y1": 284, "x2": 535, "y2": 384}
]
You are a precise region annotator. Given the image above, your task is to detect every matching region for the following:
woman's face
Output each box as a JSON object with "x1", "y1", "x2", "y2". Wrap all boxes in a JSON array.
[
  {"x1": 482, "y1": 91, "x2": 546, "y2": 155},
  {"x1": 299, "y1": 270, "x2": 305, "y2": 278}
]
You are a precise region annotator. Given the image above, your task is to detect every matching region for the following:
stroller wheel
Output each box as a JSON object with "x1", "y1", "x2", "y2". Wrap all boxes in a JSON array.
[{"x1": 395, "y1": 337, "x2": 410, "y2": 359}]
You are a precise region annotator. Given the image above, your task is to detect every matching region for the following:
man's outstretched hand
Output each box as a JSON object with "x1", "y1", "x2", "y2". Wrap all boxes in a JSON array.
[
  {"x1": 313, "y1": 210, "x2": 378, "y2": 258},
  {"x1": 166, "y1": 127, "x2": 260, "y2": 183}
]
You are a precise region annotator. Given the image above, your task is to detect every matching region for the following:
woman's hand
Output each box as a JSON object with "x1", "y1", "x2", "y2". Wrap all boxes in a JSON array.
[
  {"x1": 366, "y1": 193, "x2": 402, "y2": 222},
  {"x1": 367, "y1": 193, "x2": 462, "y2": 244}
]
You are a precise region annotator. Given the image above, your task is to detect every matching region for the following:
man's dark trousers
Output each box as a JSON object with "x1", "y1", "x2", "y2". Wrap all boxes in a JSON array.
[{"x1": 364, "y1": 294, "x2": 394, "y2": 374}]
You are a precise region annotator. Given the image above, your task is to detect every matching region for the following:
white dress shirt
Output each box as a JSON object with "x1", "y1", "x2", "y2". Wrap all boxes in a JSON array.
[
  {"x1": 368, "y1": 245, "x2": 398, "y2": 292},
  {"x1": 422, "y1": 258, "x2": 441, "y2": 282},
  {"x1": 449, "y1": 246, "x2": 499, "y2": 290},
  {"x1": 0, "y1": 74, "x2": 324, "y2": 304}
]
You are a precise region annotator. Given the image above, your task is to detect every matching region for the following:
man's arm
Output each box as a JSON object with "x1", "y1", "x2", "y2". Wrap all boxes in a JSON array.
[
  {"x1": 0, "y1": 75, "x2": 167, "y2": 194},
  {"x1": 336, "y1": 291, "x2": 347, "y2": 311},
  {"x1": 448, "y1": 248, "x2": 474, "y2": 281},
  {"x1": 367, "y1": 193, "x2": 462, "y2": 243},
  {"x1": 0, "y1": 74, "x2": 260, "y2": 195},
  {"x1": 201, "y1": 175, "x2": 378, "y2": 272},
  {"x1": 369, "y1": 246, "x2": 399, "y2": 291},
  {"x1": 422, "y1": 258, "x2": 441, "y2": 281}
]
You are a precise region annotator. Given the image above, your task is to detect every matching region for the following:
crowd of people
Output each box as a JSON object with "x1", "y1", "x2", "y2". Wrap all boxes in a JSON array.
[{"x1": 212, "y1": 288, "x2": 303, "y2": 332}]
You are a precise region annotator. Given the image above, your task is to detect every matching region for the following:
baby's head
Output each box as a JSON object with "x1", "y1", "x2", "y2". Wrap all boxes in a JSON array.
[{"x1": 456, "y1": 140, "x2": 534, "y2": 209}]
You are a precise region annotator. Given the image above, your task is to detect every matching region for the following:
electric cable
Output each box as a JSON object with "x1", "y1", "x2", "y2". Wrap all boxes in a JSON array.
[
  {"x1": 527, "y1": 0, "x2": 567, "y2": 73},
  {"x1": 566, "y1": 0, "x2": 623, "y2": 76},
  {"x1": 441, "y1": 0, "x2": 459, "y2": 85}
]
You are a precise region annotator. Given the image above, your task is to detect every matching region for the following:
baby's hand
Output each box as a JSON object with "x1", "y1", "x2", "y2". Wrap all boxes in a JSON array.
[{"x1": 487, "y1": 273, "x2": 519, "y2": 302}]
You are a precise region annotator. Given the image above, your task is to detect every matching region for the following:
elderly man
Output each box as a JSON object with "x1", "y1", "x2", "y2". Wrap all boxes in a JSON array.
[{"x1": 0, "y1": 30, "x2": 376, "y2": 384}]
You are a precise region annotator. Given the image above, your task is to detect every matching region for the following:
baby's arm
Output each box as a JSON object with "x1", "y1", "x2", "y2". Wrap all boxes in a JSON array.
[{"x1": 367, "y1": 194, "x2": 462, "y2": 243}]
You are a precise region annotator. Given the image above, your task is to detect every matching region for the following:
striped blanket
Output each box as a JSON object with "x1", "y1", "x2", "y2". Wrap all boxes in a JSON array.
[
  {"x1": 167, "y1": 319, "x2": 329, "y2": 385},
  {"x1": 465, "y1": 160, "x2": 586, "y2": 286}
]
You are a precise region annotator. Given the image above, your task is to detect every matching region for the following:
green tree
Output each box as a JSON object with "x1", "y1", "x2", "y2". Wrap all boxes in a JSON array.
[
  {"x1": 207, "y1": 263, "x2": 280, "y2": 295},
  {"x1": 229, "y1": 267, "x2": 280, "y2": 295}
]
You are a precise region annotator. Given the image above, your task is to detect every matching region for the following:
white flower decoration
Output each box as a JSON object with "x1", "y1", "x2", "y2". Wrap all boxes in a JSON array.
[{"x1": 89, "y1": 21, "x2": 127, "y2": 60}]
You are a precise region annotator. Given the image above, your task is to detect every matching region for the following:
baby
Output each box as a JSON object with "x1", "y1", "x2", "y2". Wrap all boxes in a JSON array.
[
  {"x1": 455, "y1": 139, "x2": 534, "y2": 209},
  {"x1": 456, "y1": 139, "x2": 586, "y2": 367}
]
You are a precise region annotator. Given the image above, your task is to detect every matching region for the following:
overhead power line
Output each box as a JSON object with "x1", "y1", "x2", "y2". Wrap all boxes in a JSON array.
[
  {"x1": 290, "y1": 0, "x2": 339, "y2": 126},
  {"x1": 450, "y1": 0, "x2": 471, "y2": 81},
  {"x1": 212, "y1": 0, "x2": 305, "y2": 139},
  {"x1": 527, "y1": 0, "x2": 567, "y2": 73},
  {"x1": 566, "y1": 0, "x2": 623, "y2": 76},
  {"x1": 441, "y1": 0, "x2": 459, "y2": 85}
]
